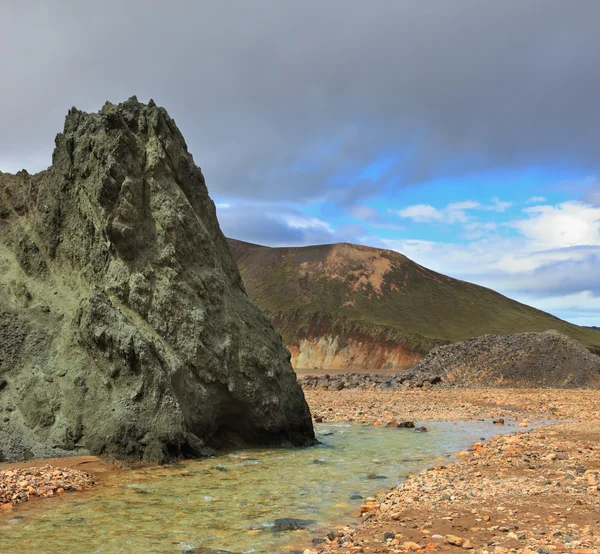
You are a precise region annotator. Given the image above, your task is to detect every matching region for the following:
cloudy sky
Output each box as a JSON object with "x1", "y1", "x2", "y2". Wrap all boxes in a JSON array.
[{"x1": 2, "y1": 1, "x2": 600, "y2": 325}]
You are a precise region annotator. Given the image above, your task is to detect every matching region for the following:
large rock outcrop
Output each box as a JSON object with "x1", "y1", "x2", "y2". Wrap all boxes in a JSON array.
[
  {"x1": 412, "y1": 330, "x2": 600, "y2": 388},
  {"x1": 0, "y1": 97, "x2": 314, "y2": 463}
]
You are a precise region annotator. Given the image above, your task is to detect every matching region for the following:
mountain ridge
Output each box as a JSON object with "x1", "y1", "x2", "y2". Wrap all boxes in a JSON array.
[{"x1": 227, "y1": 238, "x2": 600, "y2": 369}]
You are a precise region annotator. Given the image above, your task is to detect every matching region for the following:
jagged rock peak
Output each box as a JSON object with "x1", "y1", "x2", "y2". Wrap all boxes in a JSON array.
[{"x1": 0, "y1": 98, "x2": 314, "y2": 463}]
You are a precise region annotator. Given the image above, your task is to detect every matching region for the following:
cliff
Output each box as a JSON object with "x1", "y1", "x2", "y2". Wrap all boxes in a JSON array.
[{"x1": 0, "y1": 97, "x2": 314, "y2": 463}]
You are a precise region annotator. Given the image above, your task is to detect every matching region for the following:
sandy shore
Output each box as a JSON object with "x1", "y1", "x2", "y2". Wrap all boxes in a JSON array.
[{"x1": 301, "y1": 389, "x2": 600, "y2": 554}]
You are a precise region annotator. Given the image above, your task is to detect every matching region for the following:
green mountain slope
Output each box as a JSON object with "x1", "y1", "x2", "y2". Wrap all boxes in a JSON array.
[{"x1": 227, "y1": 238, "x2": 600, "y2": 369}]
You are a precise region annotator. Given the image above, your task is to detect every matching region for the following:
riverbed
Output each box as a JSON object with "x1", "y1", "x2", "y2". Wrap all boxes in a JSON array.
[{"x1": 0, "y1": 421, "x2": 518, "y2": 554}]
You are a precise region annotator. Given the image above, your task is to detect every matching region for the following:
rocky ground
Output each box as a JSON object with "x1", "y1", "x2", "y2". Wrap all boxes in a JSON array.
[
  {"x1": 300, "y1": 389, "x2": 600, "y2": 554},
  {"x1": 304, "y1": 388, "x2": 600, "y2": 424},
  {"x1": 299, "y1": 371, "x2": 441, "y2": 392},
  {"x1": 0, "y1": 465, "x2": 94, "y2": 511}
]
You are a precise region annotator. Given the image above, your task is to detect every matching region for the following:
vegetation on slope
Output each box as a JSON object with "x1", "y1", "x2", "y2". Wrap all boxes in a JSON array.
[{"x1": 228, "y1": 239, "x2": 600, "y2": 357}]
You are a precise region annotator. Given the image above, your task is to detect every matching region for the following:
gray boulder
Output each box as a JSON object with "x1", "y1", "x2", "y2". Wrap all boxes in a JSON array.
[{"x1": 0, "y1": 97, "x2": 314, "y2": 463}]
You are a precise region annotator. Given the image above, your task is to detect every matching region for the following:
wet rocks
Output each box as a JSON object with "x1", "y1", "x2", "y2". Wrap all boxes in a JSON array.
[
  {"x1": 183, "y1": 546, "x2": 236, "y2": 554},
  {"x1": 301, "y1": 389, "x2": 600, "y2": 553},
  {"x1": 386, "y1": 420, "x2": 415, "y2": 428},
  {"x1": 270, "y1": 518, "x2": 315, "y2": 532}
]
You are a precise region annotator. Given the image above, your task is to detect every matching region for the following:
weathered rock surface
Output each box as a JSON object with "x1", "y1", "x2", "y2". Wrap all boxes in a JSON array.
[
  {"x1": 413, "y1": 330, "x2": 600, "y2": 388},
  {"x1": 0, "y1": 97, "x2": 314, "y2": 463}
]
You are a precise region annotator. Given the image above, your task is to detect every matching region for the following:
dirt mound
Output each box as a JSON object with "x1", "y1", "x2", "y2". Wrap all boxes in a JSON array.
[{"x1": 413, "y1": 330, "x2": 600, "y2": 387}]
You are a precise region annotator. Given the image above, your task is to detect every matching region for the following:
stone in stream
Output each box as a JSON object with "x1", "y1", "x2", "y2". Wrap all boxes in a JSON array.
[
  {"x1": 0, "y1": 97, "x2": 315, "y2": 463},
  {"x1": 367, "y1": 473, "x2": 388, "y2": 480},
  {"x1": 270, "y1": 518, "x2": 316, "y2": 532},
  {"x1": 188, "y1": 546, "x2": 236, "y2": 554},
  {"x1": 247, "y1": 517, "x2": 316, "y2": 533}
]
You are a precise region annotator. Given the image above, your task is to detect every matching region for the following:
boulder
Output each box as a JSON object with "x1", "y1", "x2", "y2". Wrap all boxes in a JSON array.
[{"x1": 0, "y1": 97, "x2": 314, "y2": 463}]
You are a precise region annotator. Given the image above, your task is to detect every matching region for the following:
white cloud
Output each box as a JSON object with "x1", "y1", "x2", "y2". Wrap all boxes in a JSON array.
[
  {"x1": 280, "y1": 213, "x2": 333, "y2": 232},
  {"x1": 509, "y1": 201, "x2": 600, "y2": 248},
  {"x1": 393, "y1": 203, "x2": 444, "y2": 222},
  {"x1": 392, "y1": 197, "x2": 511, "y2": 225},
  {"x1": 446, "y1": 200, "x2": 481, "y2": 211},
  {"x1": 526, "y1": 196, "x2": 547, "y2": 204},
  {"x1": 461, "y1": 221, "x2": 498, "y2": 239},
  {"x1": 215, "y1": 202, "x2": 231, "y2": 209},
  {"x1": 375, "y1": 199, "x2": 600, "y2": 324},
  {"x1": 392, "y1": 200, "x2": 481, "y2": 224},
  {"x1": 486, "y1": 196, "x2": 512, "y2": 212}
]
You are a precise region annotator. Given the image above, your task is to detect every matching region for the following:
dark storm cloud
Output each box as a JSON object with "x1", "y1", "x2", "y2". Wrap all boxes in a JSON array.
[
  {"x1": 216, "y1": 203, "x2": 335, "y2": 246},
  {"x1": 2, "y1": 0, "x2": 600, "y2": 204},
  {"x1": 215, "y1": 203, "x2": 368, "y2": 246}
]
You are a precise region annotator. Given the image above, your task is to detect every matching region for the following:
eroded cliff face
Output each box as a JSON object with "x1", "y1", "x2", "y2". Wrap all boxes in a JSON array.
[
  {"x1": 288, "y1": 337, "x2": 423, "y2": 371},
  {"x1": 0, "y1": 97, "x2": 314, "y2": 463},
  {"x1": 266, "y1": 311, "x2": 435, "y2": 372}
]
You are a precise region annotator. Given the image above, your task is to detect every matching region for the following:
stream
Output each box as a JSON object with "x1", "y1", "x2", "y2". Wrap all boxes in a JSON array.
[{"x1": 0, "y1": 420, "x2": 522, "y2": 553}]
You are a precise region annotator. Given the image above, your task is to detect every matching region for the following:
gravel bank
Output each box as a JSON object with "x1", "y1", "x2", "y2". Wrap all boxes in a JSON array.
[
  {"x1": 301, "y1": 389, "x2": 600, "y2": 554},
  {"x1": 0, "y1": 465, "x2": 94, "y2": 511}
]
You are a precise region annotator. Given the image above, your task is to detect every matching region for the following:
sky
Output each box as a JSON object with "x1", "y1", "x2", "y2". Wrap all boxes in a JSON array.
[{"x1": 2, "y1": 1, "x2": 600, "y2": 326}]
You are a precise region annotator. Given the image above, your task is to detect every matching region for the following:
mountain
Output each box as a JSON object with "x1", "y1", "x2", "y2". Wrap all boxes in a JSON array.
[
  {"x1": 227, "y1": 239, "x2": 600, "y2": 370},
  {"x1": 0, "y1": 98, "x2": 314, "y2": 463}
]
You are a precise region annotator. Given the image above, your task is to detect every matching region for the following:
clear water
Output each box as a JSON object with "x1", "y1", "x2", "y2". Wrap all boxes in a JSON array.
[{"x1": 0, "y1": 421, "x2": 520, "y2": 554}]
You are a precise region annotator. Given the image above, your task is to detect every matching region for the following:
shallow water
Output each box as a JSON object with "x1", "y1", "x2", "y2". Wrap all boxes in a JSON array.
[{"x1": 0, "y1": 421, "x2": 521, "y2": 554}]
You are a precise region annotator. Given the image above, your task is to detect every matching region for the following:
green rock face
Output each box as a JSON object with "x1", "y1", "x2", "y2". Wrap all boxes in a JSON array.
[{"x1": 0, "y1": 97, "x2": 314, "y2": 463}]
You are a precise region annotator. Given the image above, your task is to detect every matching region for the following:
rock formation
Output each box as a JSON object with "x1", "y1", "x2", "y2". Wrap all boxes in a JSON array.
[
  {"x1": 411, "y1": 330, "x2": 600, "y2": 388},
  {"x1": 0, "y1": 97, "x2": 314, "y2": 463},
  {"x1": 227, "y1": 239, "x2": 600, "y2": 370}
]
